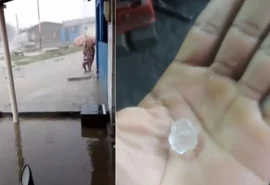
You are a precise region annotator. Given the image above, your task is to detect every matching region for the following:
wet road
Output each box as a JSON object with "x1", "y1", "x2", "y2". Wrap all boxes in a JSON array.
[
  {"x1": 0, "y1": 52, "x2": 100, "y2": 111},
  {"x1": 0, "y1": 118, "x2": 114, "y2": 185}
]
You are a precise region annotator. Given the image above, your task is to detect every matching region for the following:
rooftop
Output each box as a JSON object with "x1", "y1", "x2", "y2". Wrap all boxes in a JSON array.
[
  {"x1": 17, "y1": 21, "x2": 62, "y2": 34},
  {"x1": 62, "y1": 17, "x2": 95, "y2": 27},
  {"x1": 28, "y1": 21, "x2": 62, "y2": 30}
]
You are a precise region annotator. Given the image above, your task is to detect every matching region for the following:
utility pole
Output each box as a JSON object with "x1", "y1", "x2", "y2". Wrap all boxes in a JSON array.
[
  {"x1": 36, "y1": 0, "x2": 42, "y2": 50},
  {"x1": 15, "y1": 14, "x2": 19, "y2": 32}
]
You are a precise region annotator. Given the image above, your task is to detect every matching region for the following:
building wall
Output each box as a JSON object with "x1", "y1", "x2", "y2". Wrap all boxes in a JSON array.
[
  {"x1": 27, "y1": 22, "x2": 62, "y2": 47},
  {"x1": 60, "y1": 26, "x2": 80, "y2": 44},
  {"x1": 15, "y1": 32, "x2": 28, "y2": 45},
  {"x1": 60, "y1": 23, "x2": 95, "y2": 44},
  {"x1": 79, "y1": 23, "x2": 96, "y2": 37},
  {"x1": 96, "y1": 0, "x2": 109, "y2": 108}
]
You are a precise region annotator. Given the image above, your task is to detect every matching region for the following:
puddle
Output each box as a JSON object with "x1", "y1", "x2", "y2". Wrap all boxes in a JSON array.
[{"x1": 0, "y1": 118, "x2": 114, "y2": 185}]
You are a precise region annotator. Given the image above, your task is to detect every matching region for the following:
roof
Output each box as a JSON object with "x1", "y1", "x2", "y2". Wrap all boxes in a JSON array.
[
  {"x1": 62, "y1": 17, "x2": 95, "y2": 27},
  {"x1": 17, "y1": 28, "x2": 28, "y2": 34},
  {"x1": 27, "y1": 21, "x2": 62, "y2": 31}
]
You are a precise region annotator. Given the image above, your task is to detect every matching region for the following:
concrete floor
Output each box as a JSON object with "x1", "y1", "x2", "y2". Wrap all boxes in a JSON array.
[
  {"x1": 0, "y1": 118, "x2": 114, "y2": 185},
  {"x1": 0, "y1": 52, "x2": 100, "y2": 112}
]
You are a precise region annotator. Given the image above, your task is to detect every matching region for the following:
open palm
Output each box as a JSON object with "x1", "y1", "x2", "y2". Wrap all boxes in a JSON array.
[{"x1": 116, "y1": 0, "x2": 270, "y2": 185}]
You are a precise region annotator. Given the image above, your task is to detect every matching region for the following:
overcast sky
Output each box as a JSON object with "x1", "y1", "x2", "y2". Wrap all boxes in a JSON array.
[{"x1": 4, "y1": 0, "x2": 95, "y2": 28}]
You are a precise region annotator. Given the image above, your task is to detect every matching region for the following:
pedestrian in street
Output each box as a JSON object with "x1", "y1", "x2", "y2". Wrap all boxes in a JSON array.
[{"x1": 82, "y1": 41, "x2": 95, "y2": 73}]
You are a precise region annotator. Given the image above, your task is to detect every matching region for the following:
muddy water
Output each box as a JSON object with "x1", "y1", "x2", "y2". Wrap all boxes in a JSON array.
[{"x1": 0, "y1": 118, "x2": 114, "y2": 185}]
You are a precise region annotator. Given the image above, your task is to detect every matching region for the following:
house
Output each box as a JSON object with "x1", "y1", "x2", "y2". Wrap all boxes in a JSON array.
[
  {"x1": 15, "y1": 22, "x2": 62, "y2": 48},
  {"x1": 61, "y1": 17, "x2": 95, "y2": 44},
  {"x1": 15, "y1": 29, "x2": 28, "y2": 45},
  {"x1": 27, "y1": 22, "x2": 62, "y2": 48}
]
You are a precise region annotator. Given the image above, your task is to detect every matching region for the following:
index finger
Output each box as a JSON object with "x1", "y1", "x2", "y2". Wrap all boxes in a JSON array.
[{"x1": 174, "y1": 0, "x2": 244, "y2": 66}]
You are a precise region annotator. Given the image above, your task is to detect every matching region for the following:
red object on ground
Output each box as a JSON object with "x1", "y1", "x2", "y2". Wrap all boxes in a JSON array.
[{"x1": 116, "y1": 0, "x2": 155, "y2": 35}]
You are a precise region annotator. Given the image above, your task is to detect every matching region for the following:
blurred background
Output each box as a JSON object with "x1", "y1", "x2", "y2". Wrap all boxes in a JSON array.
[{"x1": 116, "y1": 0, "x2": 209, "y2": 110}]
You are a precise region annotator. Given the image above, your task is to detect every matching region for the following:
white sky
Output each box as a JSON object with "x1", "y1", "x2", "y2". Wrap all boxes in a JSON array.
[{"x1": 4, "y1": 0, "x2": 95, "y2": 28}]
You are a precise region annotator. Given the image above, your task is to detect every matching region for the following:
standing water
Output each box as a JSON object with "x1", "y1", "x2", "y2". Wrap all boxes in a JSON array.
[{"x1": 0, "y1": 118, "x2": 114, "y2": 185}]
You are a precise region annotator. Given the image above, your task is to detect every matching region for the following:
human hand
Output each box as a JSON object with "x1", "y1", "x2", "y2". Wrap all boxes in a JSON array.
[{"x1": 116, "y1": 0, "x2": 270, "y2": 185}]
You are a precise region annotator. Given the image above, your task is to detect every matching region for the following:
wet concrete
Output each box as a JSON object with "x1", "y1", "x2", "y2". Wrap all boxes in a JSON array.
[{"x1": 0, "y1": 118, "x2": 114, "y2": 185}]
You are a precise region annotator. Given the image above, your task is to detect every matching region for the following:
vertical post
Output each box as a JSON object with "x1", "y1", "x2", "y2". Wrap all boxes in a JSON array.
[
  {"x1": 15, "y1": 14, "x2": 19, "y2": 32},
  {"x1": 0, "y1": 4, "x2": 19, "y2": 123},
  {"x1": 36, "y1": 0, "x2": 42, "y2": 50},
  {"x1": 96, "y1": 0, "x2": 99, "y2": 74},
  {"x1": 14, "y1": 122, "x2": 24, "y2": 180},
  {"x1": 111, "y1": 0, "x2": 116, "y2": 136}
]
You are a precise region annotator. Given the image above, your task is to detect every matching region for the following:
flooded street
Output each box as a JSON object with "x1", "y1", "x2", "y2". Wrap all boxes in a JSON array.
[{"x1": 0, "y1": 118, "x2": 114, "y2": 185}]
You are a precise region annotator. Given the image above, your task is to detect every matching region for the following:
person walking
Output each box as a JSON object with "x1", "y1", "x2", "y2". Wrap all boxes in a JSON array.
[{"x1": 82, "y1": 41, "x2": 95, "y2": 72}]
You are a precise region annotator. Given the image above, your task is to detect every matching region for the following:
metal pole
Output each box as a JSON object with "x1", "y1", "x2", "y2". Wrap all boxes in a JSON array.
[
  {"x1": 111, "y1": 0, "x2": 116, "y2": 136},
  {"x1": 36, "y1": 0, "x2": 42, "y2": 50},
  {"x1": 14, "y1": 122, "x2": 24, "y2": 180},
  {"x1": 0, "y1": 4, "x2": 19, "y2": 123}
]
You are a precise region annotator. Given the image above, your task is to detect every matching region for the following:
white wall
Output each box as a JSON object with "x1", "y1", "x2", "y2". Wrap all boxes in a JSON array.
[
  {"x1": 15, "y1": 32, "x2": 28, "y2": 45},
  {"x1": 81, "y1": 23, "x2": 96, "y2": 37}
]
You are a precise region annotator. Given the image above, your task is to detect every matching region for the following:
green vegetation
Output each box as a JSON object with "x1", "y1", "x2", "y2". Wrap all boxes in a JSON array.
[{"x1": 11, "y1": 47, "x2": 81, "y2": 66}]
